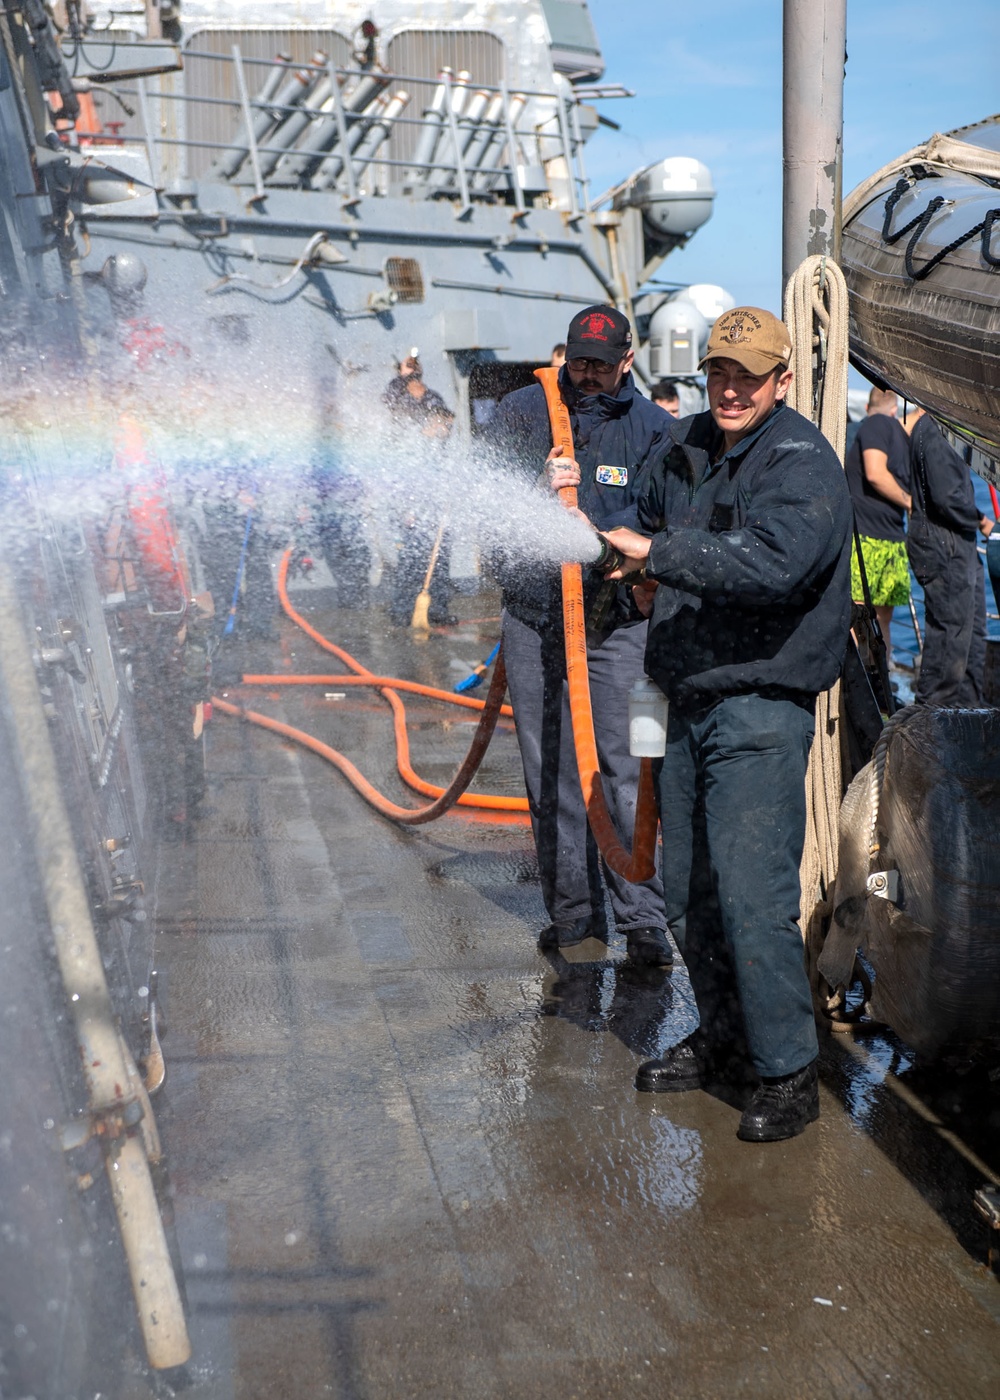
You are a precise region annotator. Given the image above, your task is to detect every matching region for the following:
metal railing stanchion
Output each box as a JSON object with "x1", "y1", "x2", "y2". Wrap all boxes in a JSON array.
[
  {"x1": 500, "y1": 80, "x2": 525, "y2": 216},
  {"x1": 443, "y1": 70, "x2": 471, "y2": 215},
  {"x1": 556, "y1": 90, "x2": 579, "y2": 218},
  {"x1": 136, "y1": 77, "x2": 160, "y2": 188},
  {"x1": 329, "y1": 63, "x2": 360, "y2": 204},
  {"x1": 231, "y1": 44, "x2": 265, "y2": 201}
]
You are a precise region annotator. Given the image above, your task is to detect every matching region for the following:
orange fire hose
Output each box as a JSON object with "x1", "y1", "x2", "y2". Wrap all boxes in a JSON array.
[
  {"x1": 212, "y1": 377, "x2": 659, "y2": 875},
  {"x1": 213, "y1": 651, "x2": 513, "y2": 825},
  {"x1": 533, "y1": 367, "x2": 658, "y2": 882},
  {"x1": 213, "y1": 551, "x2": 528, "y2": 820}
]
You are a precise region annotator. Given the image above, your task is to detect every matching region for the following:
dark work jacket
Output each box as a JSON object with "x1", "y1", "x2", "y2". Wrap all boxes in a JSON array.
[
  {"x1": 640, "y1": 402, "x2": 853, "y2": 706},
  {"x1": 908, "y1": 414, "x2": 981, "y2": 540},
  {"x1": 382, "y1": 376, "x2": 450, "y2": 420},
  {"x1": 485, "y1": 368, "x2": 675, "y2": 629}
]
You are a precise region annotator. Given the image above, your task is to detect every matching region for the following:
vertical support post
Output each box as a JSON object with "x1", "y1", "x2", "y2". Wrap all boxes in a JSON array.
[
  {"x1": 144, "y1": 1, "x2": 162, "y2": 39},
  {"x1": 442, "y1": 70, "x2": 471, "y2": 214},
  {"x1": 329, "y1": 61, "x2": 360, "y2": 204},
  {"x1": 231, "y1": 43, "x2": 265, "y2": 202},
  {"x1": 500, "y1": 80, "x2": 525, "y2": 216},
  {"x1": 570, "y1": 96, "x2": 590, "y2": 212},
  {"x1": 136, "y1": 77, "x2": 160, "y2": 189},
  {"x1": 556, "y1": 88, "x2": 579, "y2": 219},
  {"x1": 782, "y1": 0, "x2": 847, "y2": 291}
]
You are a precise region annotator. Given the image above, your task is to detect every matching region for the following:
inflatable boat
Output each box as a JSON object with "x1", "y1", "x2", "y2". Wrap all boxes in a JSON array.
[{"x1": 841, "y1": 115, "x2": 1000, "y2": 471}]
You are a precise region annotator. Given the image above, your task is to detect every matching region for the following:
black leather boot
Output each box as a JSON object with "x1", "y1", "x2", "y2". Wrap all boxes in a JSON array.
[
  {"x1": 537, "y1": 915, "x2": 608, "y2": 951},
  {"x1": 635, "y1": 1032, "x2": 707, "y2": 1092},
  {"x1": 736, "y1": 1060, "x2": 819, "y2": 1142},
  {"x1": 624, "y1": 927, "x2": 674, "y2": 969}
]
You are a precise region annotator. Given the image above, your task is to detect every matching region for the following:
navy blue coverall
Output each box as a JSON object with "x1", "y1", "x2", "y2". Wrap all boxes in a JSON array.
[
  {"x1": 639, "y1": 402, "x2": 853, "y2": 1077},
  {"x1": 906, "y1": 414, "x2": 986, "y2": 707},
  {"x1": 487, "y1": 368, "x2": 674, "y2": 937}
]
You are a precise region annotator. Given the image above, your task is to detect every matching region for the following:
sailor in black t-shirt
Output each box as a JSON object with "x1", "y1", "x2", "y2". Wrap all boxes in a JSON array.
[{"x1": 843, "y1": 387, "x2": 913, "y2": 650}]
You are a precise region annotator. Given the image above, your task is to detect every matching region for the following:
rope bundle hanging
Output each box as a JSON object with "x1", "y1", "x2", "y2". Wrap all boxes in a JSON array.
[{"x1": 783, "y1": 256, "x2": 849, "y2": 1010}]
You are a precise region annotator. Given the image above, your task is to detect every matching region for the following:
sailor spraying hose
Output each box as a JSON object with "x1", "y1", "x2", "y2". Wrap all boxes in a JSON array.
[
  {"x1": 602, "y1": 306, "x2": 854, "y2": 1144},
  {"x1": 482, "y1": 307, "x2": 674, "y2": 968}
]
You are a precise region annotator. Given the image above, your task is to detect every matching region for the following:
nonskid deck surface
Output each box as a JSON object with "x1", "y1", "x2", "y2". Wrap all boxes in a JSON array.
[{"x1": 148, "y1": 591, "x2": 1000, "y2": 1400}]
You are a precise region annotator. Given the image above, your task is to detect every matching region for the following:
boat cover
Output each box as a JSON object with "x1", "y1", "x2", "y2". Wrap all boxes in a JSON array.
[{"x1": 827, "y1": 706, "x2": 1000, "y2": 1058}]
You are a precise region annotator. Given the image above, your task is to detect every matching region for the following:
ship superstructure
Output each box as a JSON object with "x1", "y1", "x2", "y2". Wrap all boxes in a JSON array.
[{"x1": 61, "y1": 1, "x2": 716, "y2": 426}]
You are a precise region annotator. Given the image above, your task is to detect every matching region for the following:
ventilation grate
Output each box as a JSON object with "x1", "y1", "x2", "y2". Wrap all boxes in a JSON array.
[{"x1": 384, "y1": 257, "x2": 424, "y2": 303}]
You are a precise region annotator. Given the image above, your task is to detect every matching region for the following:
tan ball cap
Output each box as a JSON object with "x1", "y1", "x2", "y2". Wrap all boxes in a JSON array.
[{"x1": 701, "y1": 306, "x2": 793, "y2": 376}]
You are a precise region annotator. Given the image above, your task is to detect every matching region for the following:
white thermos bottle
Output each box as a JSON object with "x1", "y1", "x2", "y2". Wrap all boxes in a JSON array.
[{"x1": 628, "y1": 676, "x2": 669, "y2": 757}]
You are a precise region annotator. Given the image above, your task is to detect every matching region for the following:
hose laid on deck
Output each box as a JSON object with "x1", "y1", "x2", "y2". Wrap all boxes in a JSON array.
[
  {"x1": 533, "y1": 367, "x2": 659, "y2": 883},
  {"x1": 214, "y1": 649, "x2": 512, "y2": 825},
  {"x1": 215, "y1": 550, "x2": 529, "y2": 820}
]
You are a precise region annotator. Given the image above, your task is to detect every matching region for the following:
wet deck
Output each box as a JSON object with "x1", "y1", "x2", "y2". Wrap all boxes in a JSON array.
[{"x1": 148, "y1": 589, "x2": 1000, "y2": 1399}]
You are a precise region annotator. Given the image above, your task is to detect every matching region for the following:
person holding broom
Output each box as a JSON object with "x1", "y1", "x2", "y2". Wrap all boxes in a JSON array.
[{"x1": 386, "y1": 400, "x2": 459, "y2": 627}]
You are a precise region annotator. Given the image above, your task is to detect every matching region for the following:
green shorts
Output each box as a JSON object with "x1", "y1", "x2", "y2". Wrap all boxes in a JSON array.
[{"x1": 850, "y1": 535, "x2": 910, "y2": 608}]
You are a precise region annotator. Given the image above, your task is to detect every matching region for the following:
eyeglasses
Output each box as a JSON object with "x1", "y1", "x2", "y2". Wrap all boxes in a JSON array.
[{"x1": 566, "y1": 357, "x2": 623, "y2": 375}]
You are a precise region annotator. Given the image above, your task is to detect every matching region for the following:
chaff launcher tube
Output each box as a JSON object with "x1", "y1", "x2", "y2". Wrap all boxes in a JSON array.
[{"x1": 532, "y1": 367, "x2": 659, "y2": 882}]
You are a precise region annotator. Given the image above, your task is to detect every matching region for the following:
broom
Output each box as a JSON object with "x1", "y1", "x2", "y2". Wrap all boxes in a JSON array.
[{"x1": 410, "y1": 516, "x2": 448, "y2": 631}]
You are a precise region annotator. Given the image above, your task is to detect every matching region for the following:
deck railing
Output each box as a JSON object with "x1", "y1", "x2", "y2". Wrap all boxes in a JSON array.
[{"x1": 95, "y1": 47, "x2": 591, "y2": 215}]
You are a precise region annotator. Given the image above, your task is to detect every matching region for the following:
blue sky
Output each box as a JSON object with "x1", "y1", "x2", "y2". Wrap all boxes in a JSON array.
[{"x1": 583, "y1": 0, "x2": 1000, "y2": 313}]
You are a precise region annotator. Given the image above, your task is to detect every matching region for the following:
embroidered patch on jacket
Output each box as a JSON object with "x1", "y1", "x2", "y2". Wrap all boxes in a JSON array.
[{"x1": 595, "y1": 465, "x2": 628, "y2": 487}]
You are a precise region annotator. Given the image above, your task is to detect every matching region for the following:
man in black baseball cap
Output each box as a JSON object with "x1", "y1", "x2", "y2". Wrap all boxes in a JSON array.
[
  {"x1": 565, "y1": 305, "x2": 633, "y2": 365},
  {"x1": 482, "y1": 305, "x2": 675, "y2": 969}
]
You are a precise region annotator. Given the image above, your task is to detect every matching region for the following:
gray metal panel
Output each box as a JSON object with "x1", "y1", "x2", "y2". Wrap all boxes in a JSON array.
[
  {"x1": 183, "y1": 28, "x2": 354, "y2": 176},
  {"x1": 440, "y1": 308, "x2": 508, "y2": 350},
  {"x1": 385, "y1": 29, "x2": 504, "y2": 165},
  {"x1": 539, "y1": 0, "x2": 604, "y2": 80}
]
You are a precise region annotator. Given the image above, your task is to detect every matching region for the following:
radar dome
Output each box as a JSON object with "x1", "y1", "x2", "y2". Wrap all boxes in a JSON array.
[{"x1": 681, "y1": 284, "x2": 736, "y2": 326}]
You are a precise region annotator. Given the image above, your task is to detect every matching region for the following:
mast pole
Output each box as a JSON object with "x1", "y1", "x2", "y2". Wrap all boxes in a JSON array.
[{"x1": 782, "y1": 0, "x2": 847, "y2": 292}]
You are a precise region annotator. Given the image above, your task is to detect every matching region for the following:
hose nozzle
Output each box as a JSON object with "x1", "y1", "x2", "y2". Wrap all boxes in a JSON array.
[{"x1": 593, "y1": 533, "x2": 624, "y2": 575}]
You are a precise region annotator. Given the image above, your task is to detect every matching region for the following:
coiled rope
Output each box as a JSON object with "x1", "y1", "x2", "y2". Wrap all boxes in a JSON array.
[{"x1": 783, "y1": 256, "x2": 849, "y2": 998}]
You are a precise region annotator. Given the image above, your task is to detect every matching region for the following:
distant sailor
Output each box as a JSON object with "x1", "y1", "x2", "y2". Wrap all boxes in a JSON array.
[
  {"x1": 383, "y1": 351, "x2": 450, "y2": 423},
  {"x1": 902, "y1": 406, "x2": 991, "y2": 706},
  {"x1": 383, "y1": 353, "x2": 457, "y2": 626},
  {"x1": 844, "y1": 388, "x2": 912, "y2": 654},
  {"x1": 604, "y1": 307, "x2": 853, "y2": 1142},
  {"x1": 651, "y1": 379, "x2": 682, "y2": 418},
  {"x1": 486, "y1": 306, "x2": 675, "y2": 966}
]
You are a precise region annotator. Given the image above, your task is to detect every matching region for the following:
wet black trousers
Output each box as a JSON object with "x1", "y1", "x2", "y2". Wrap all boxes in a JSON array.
[
  {"x1": 654, "y1": 693, "x2": 818, "y2": 1080},
  {"x1": 908, "y1": 523, "x2": 986, "y2": 707},
  {"x1": 501, "y1": 610, "x2": 666, "y2": 934}
]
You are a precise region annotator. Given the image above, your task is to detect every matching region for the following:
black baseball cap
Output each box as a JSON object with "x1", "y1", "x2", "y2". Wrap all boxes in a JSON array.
[{"x1": 565, "y1": 305, "x2": 633, "y2": 364}]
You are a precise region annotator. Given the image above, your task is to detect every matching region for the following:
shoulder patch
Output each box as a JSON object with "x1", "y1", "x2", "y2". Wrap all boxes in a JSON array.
[{"x1": 595, "y1": 465, "x2": 628, "y2": 487}]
